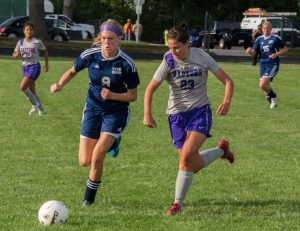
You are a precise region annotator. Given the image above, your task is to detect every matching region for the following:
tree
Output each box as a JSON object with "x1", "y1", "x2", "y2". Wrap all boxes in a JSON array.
[
  {"x1": 28, "y1": 0, "x2": 49, "y2": 41},
  {"x1": 63, "y1": 0, "x2": 76, "y2": 19}
]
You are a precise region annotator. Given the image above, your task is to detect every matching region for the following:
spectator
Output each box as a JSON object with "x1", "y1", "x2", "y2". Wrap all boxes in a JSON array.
[
  {"x1": 133, "y1": 20, "x2": 143, "y2": 42},
  {"x1": 123, "y1": 19, "x2": 133, "y2": 41},
  {"x1": 251, "y1": 23, "x2": 263, "y2": 65}
]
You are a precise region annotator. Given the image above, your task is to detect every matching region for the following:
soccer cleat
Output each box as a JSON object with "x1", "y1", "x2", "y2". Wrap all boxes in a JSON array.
[
  {"x1": 82, "y1": 200, "x2": 94, "y2": 207},
  {"x1": 218, "y1": 139, "x2": 235, "y2": 164},
  {"x1": 28, "y1": 106, "x2": 38, "y2": 115},
  {"x1": 108, "y1": 136, "x2": 122, "y2": 158},
  {"x1": 270, "y1": 98, "x2": 278, "y2": 109},
  {"x1": 38, "y1": 109, "x2": 47, "y2": 115},
  {"x1": 166, "y1": 203, "x2": 181, "y2": 215}
]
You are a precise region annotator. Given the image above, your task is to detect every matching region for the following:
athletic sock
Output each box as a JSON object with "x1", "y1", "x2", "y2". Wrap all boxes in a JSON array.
[
  {"x1": 267, "y1": 89, "x2": 277, "y2": 99},
  {"x1": 34, "y1": 94, "x2": 44, "y2": 111},
  {"x1": 200, "y1": 147, "x2": 224, "y2": 167},
  {"x1": 83, "y1": 178, "x2": 101, "y2": 203},
  {"x1": 174, "y1": 171, "x2": 194, "y2": 207},
  {"x1": 23, "y1": 88, "x2": 39, "y2": 107}
]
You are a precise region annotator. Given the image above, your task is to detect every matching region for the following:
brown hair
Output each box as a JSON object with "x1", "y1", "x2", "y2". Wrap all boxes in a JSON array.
[
  {"x1": 167, "y1": 22, "x2": 189, "y2": 43},
  {"x1": 23, "y1": 21, "x2": 35, "y2": 31}
]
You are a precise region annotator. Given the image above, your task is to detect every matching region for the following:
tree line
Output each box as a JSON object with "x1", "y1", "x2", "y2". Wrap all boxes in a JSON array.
[{"x1": 30, "y1": 0, "x2": 300, "y2": 42}]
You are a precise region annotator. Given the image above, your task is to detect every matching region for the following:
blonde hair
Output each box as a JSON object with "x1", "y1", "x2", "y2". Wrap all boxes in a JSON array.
[
  {"x1": 93, "y1": 19, "x2": 123, "y2": 46},
  {"x1": 262, "y1": 21, "x2": 272, "y2": 29}
]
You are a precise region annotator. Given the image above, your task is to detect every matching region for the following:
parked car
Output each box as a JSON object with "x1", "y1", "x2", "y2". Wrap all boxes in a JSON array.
[
  {"x1": 45, "y1": 18, "x2": 89, "y2": 40},
  {"x1": 0, "y1": 16, "x2": 70, "y2": 41},
  {"x1": 189, "y1": 26, "x2": 202, "y2": 47},
  {"x1": 199, "y1": 20, "x2": 252, "y2": 49},
  {"x1": 45, "y1": 14, "x2": 95, "y2": 39}
]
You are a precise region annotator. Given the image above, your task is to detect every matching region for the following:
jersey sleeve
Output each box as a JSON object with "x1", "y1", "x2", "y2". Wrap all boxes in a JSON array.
[
  {"x1": 74, "y1": 51, "x2": 93, "y2": 72},
  {"x1": 37, "y1": 39, "x2": 46, "y2": 51},
  {"x1": 253, "y1": 38, "x2": 260, "y2": 53},
  {"x1": 124, "y1": 61, "x2": 140, "y2": 89},
  {"x1": 202, "y1": 50, "x2": 220, "y2": 73},
  {"x1": 153, "y1": 59, "x2": 170, "y2": 83},
  {"x1": 277, "y1": 36, "x2": 286, "y2": 49},
  {"x1": 14, "y1": 40, "x2": 21, "y2": 52}
]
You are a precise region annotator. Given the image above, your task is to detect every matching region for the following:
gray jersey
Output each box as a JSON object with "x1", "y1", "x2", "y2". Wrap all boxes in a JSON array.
[
  {"x1": 14, "y1": 37, "x2": 46, "y2": 66},
  {"x1": 153, "y1": 47, "x2": 220, "y2": 115}
]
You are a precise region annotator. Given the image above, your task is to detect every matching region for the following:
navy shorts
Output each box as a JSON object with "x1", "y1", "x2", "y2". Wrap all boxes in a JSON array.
[
  {"x1": 168, "y1": 105, "x2": 212, "y2": 149},
  {"x1": 260, "y1": 63, "x2": 279, "y2": 81},
  {"x1": 80, "y1": 105, "x2": 130, "y2": 139},
  {"x1": 22, "y1": 63, "x2": 41, "y2": 81}
]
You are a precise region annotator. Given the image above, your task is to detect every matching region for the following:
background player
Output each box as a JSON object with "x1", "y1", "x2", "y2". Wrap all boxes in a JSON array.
[
  {"x1": 246, "y1": 21, "x2": 288, "y2": 109},
  {"x1": 143, "y1": 23, "x2": 235, "y2": 215},
  {"x1": 12, "y1": 21, "x2": 48, "y2": 115},
  {"x1": 50, "y1": 19, "x2": 140, "y2": 206}
]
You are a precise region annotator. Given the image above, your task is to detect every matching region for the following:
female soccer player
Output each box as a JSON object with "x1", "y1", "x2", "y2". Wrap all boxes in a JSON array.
[
  {"x1": 50, "y1": 19, "x2": 140, "y2": 206},
  {"x1": 246, "y1": 21, "x2": 288, "y2": 109},
  {"x1": 12, "y1": 21, "x2": 48, "y2": 115},
  {"x1": 143, "y1": 24, "x2": 235, "y2": 215}
]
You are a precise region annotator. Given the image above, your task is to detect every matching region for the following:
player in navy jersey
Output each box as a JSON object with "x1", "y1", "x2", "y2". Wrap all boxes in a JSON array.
[
  {"x1": 143, "y1": 23, "x2": 235, "y2": 215},
  {"x1": 50, "y1": 19, "x2": 140, "y2": 206},
  {"x1": 12, "y1": 21, "x2": 48, "y2": 115},
  {"x1": 246, "y1": 21, "x2": 288, "y2": 109}
]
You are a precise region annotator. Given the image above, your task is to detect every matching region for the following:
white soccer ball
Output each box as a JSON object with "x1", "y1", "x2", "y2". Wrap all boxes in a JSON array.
[{"x1": 38, "y1": 200, "x2": 69, "y2": 226}]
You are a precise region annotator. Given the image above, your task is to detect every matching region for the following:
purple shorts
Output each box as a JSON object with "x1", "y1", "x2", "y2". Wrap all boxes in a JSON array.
[
  {"x1": 168, "y1": 105, "x2": 212, "y2": 149},
  {"x1": 22, "y1": 63, "x2": 41, "y2": 81}
]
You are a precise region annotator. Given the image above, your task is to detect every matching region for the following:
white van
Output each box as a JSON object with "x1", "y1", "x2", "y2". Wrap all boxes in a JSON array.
[
  {"x1": 241, "y1": 15, "x2": 300, "y2": 46},
  {"x1": 241, "y1": 16, "x2": 299, "y2": 34}
]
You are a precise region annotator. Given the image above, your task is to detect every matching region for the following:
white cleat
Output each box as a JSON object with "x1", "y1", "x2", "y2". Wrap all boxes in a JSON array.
[
  {"x1": 28, "y1": 106, "x2": 38, "y2": 115},
  {"x1": 270, "y1": 98, "x2": 278, "y2": 109}
]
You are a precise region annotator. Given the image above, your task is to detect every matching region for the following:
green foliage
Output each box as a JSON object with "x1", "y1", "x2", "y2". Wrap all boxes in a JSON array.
[
  {"x1": 0, "y1": 58, "x2": 299, "y2": 230},
  {"x1": 48, "y1": 0, "x2": 300, "y2": 42}
]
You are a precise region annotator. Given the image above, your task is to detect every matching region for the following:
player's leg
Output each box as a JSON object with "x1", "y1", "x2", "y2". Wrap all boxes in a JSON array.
[
  {"x1": 259, "y1": 64, "x2": 279, "y2": 108},
  {"x1": 20, "y1": 77, "x2": 39, "y2": 114}
]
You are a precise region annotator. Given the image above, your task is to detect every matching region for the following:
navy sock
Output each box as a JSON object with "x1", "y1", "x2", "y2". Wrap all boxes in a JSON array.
[
  {"x1": 83, "y1": 178, "x2": 101, "y2": 203},
  {"x1": 267, "y1": 89, "x2": 277, "y2": 99}
]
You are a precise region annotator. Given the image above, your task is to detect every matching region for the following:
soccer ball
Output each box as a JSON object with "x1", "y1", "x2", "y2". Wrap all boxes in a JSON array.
[{"x1": 38, "y1": 200, "x2": 69, "y2": 226}]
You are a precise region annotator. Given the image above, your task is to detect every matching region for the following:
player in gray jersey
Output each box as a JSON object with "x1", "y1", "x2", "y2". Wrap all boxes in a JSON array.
[
  {"x1": 143, "y1": 24, "x2": 235, "y2": 215},
  {"x1": 12, "y1": 21, "x2": 48, "y2": 115}
]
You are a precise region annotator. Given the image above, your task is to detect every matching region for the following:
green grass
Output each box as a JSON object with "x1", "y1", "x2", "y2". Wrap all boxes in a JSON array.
[{"x1": 0, "y1": 57, "x2": 299, "y2": 231}]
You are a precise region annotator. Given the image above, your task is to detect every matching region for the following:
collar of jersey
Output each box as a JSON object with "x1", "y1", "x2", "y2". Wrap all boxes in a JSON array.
[{"x1": 100, "y1": 48, "x2": 121, "y2": 61}]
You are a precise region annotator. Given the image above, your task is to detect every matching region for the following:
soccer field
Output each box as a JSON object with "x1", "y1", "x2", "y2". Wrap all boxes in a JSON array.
[{"x1": 0, "y1": 58, "x2": 299, "y2": 231}]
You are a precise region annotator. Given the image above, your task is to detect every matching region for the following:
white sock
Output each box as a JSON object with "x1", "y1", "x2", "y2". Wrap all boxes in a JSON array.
[
  {"x1": 23, "y1": 88, "x2": 39, "y2": 107},
  {"x1": 174, "y1": 170, "x2": 194, "y2": 207},
  {"x1": 200, "y1": 147, "x2": 224, "y2": 167},
  {"x1": 34, "y1": 94, "x2": 44, "y2": 111}
]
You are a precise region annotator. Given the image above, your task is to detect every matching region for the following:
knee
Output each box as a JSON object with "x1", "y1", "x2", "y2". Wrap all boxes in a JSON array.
[
  {"x1": 20, "y1": 85, "x2": 27, "y2": 92},
  {"x1": 179, "y1": 155, "x2": 192, "y2": 169},
  {"x1": 259, "y1": 83, "x2": 268, "y2": 91},
  {"x1": 79, "y1": 158, "x2": 90, "y2": 167}
]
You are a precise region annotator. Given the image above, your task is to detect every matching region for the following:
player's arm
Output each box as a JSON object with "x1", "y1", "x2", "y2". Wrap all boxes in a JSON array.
[
  {"x1": 246, "y1": 47, "x2": 256, "y2": 56},
  {"x1": 213, "y1": 68, "x2": 234, "y2": 115},
  {"x1": 43, "y1": 50, "x2": 49, "y2": 73},
  {"x1": 269, "y1": 45, "x2": 288, "y2": 59},
  {"x1": 12, "y1": 50, "x2": 20, "y2": 59},
  {"x1": 143, "y1": 79, "x2": 161, "y2": 128},
  {"x1": 101, "y1": 87, "x2": 138, "y2": 102},
  {"x1": 50, "y1": 66, "x2": 77, "y2": 92}
]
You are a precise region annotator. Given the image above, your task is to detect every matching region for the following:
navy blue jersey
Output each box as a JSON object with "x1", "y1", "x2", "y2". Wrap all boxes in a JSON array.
[
  {"x1": 74, "y1": 47, "x2": 140, "y2": 111},
  {"x1": 253, "y1": 34, "x2": 286, "y2": 65}
]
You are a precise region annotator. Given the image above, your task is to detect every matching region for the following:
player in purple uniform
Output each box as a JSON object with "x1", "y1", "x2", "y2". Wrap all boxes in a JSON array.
[
  {"x1": 143, "y1": 24, "x2": 235, "y2": 215},
  {"x1": 50, "y1": 19, "x2": 140, "y2": 206},
  {"x1": 12, "y1": 21, "x2": 48, "y2": 115},
  {"x1": 246, "y1": 21, "x2": 288, "y2": 109}
]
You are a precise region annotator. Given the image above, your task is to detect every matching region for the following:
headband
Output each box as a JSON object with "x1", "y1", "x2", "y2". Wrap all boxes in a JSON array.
[{"x1": 99, "y1": 25, "x2": 122, "y2": 36}]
